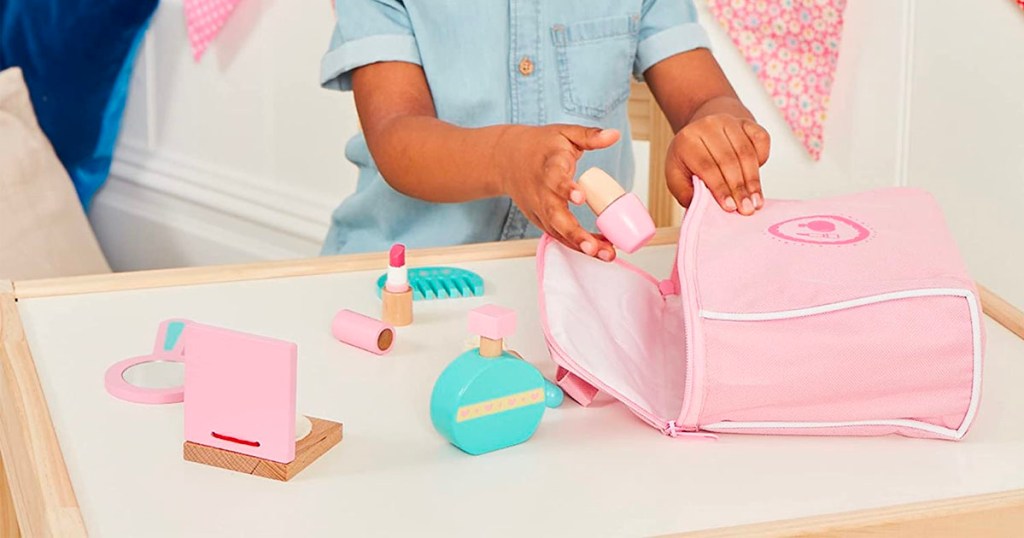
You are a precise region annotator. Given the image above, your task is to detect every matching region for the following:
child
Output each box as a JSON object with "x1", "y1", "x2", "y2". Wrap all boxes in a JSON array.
[{"x1": 320, "y1": 0, "x2": 770, "y2": 261}]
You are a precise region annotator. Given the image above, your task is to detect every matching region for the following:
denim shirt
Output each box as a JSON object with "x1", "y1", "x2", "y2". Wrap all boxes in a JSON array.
[{"x1": 320, "y1": 0, "x2": 709, "y2": 255}]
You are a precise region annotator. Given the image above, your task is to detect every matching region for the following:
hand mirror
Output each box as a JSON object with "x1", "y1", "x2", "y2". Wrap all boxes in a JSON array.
[{"x1": 105, "y1": 319, "x2": 188, "y2": 404}]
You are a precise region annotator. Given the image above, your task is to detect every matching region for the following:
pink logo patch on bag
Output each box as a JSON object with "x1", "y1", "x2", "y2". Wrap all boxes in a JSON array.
[{"x1": 768, "y1": 215, "x2": 871, "y2": 245}]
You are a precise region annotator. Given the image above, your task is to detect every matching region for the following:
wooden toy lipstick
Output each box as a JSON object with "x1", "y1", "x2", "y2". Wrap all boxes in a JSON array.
[
  {"x1": 578, "y1": 167, "x2": 656, "y2": 253},
  {"x1": 381, "y1": 243, "x2": 413, "y2": 326}
]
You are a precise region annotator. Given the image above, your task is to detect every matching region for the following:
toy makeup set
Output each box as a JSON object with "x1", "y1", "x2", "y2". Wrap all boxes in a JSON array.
[
  {"x1": 332, "y1": 243, "x2": 488, "y2": 355},
  {"x1": 105, "y1": 320, "x2": 342, "y2": 481},
  {"x1": 334, "y1": 243, "x2": 567, "y2": 455},
  {"x1": 539, "y1": 179, "x2": 984, "y2": 441},
  {"x1": 364, "y1": 245, "x2": 566, "y2": 455},
  {"x1": 105, "y1": 235, "x2": 567, "y2": 473},
  {"x1": 104, "y1": 165, "x2": 982, "y2": 485}
]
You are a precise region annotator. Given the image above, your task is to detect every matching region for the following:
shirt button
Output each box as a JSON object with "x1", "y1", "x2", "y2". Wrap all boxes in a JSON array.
[{"x1": 518, "y1": 56, "x2": 534, "y2": 76}]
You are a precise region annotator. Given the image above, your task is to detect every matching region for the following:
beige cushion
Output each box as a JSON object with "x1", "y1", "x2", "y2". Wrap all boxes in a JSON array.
[{"x1": 0, "y1": 67, "x2": 110, "y2": 280}]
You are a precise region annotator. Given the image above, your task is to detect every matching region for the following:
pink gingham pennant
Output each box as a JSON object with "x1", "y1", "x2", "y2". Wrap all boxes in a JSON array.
[
  {"x1": 184, "y1": 0, "x2": 243, "y2": 61},
  {"x1": 707, "y1": 0, "x2": 847, "y2": 160}
]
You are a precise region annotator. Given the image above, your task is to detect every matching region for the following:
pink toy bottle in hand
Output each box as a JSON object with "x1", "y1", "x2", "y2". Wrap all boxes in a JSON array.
[{"x1": 579, "y1": 167, "x2": 656, "y2": 253}]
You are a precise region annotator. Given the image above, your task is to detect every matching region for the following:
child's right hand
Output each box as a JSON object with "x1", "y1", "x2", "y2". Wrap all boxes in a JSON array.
[{"x1": 494, "y1": 125, "x2": 621, "y2": 262}]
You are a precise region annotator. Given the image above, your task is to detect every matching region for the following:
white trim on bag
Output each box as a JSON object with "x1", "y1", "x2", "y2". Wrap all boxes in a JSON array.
[
  {"x1": 698, "y1": 288, "x2": 983, "y2": 440},
  {"x1": 700, "y1": 288, "x2": 974, "y2": 321}
]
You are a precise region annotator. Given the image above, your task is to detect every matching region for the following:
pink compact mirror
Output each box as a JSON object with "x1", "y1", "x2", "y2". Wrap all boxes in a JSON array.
[
  {"x1": 104, "y1": 319, "x2": 188, "y2": 404},
  {"x1": 103, "y1": 319, "x2": 314, "y2": 442}
]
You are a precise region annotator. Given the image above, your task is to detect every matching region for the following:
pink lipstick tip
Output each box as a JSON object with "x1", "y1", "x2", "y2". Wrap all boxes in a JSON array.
[{"x1": 389, "y1": 243, "x2": 406, "y2": 267}]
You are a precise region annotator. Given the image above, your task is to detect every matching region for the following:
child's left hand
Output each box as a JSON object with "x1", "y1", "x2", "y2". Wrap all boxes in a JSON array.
[{"x1": 665, "y1": 113, "x2": 771, "y2": 216}]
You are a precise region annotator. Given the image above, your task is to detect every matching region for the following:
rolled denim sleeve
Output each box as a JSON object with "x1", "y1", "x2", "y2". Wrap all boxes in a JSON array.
[
  {"x1": 320, "y1": 0, "x2": 421, "y2": 91},
  {"x1": 634, "y1": 0, "x2": 711, "y2": 79}
]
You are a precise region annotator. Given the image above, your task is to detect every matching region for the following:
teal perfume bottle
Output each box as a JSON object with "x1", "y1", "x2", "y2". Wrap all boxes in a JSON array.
[{"x1": 430, "y1": 305, "x2": 563, "y2": 455}]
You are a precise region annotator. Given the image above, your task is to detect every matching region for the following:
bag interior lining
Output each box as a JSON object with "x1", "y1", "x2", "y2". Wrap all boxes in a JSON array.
[{"x1": 541, "y1": 242, "x2": 686, "y2": 421}]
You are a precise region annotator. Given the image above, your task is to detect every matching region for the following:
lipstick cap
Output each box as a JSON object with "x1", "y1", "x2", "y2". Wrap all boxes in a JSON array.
[{"x1": 332, "y1": 309, "x2": 395, "y2": 355}]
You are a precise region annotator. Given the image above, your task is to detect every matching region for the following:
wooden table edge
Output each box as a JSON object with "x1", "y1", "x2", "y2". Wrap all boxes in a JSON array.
[
  {"x1": 10, "y1": 229, "x2": 674, "y2": 300},
  {"x1": 669, "y1": 488, "x2": 1024, "y2": 537},
  {"x1": 10, "y1": 227, "x2": 1022, "y2": 342},
  {"x1": 1, "y1": 283, "x2": 87, "y2": 537},
  {"x1": 2, "y1": 229, "x2": 1023, "y2": 537}
]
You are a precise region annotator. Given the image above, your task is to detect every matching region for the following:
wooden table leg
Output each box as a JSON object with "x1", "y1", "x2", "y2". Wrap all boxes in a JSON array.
[
  {"x1": 1, "y1": 455, "x2": 20, "y2": 538},
  {"x1": 980, "y1": 284, "x2": 1024, "y2": 341}
]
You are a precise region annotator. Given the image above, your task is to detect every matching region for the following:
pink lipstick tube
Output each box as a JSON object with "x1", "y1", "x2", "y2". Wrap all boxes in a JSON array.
[
  {"x1": 332, "y1": 309, "x2": 395, "y2": 355},
  {"x1": 578, "y1": 167, "x2": 656, "y2": 253},
  {"x1": 382, "y1": 243, "x2": 413, "y2": 326}
]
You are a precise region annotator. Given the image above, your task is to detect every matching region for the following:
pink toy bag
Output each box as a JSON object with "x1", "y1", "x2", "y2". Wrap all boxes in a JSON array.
[{"x1": 538, "y1": 180, "x2": 984, "y2": 440}]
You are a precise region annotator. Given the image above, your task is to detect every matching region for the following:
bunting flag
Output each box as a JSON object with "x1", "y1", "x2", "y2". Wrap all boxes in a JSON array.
[
  {"x1": 184, "y1": 0, "x2": 243, "y2": 61},
  {"x1": 1017, "y1": 0, "x2": 1024, "y2": 10},
  {"x1": 706, "y1": 0, "x2": 848, "y2": 160}
]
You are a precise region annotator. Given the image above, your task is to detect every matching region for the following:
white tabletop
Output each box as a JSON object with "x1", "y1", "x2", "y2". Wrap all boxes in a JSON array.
[{"x1": 16, "y1": 245, "x2": 1024, "y2": 537}]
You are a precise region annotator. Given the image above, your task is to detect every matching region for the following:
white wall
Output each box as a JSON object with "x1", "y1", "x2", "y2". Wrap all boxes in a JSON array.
[
  {"x1": 93, "y1": 0, "x2": 1022, "y2": 309},
  {"x1": 904, "y1": 0, "x2": 1024, "y2": 308},
  {"x1": 94, "y1": 0, "x2": 354, "y2": 269}
]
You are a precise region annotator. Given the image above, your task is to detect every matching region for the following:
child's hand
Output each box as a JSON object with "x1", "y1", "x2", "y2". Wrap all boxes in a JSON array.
[
  {"x1": 496, "y1": 125, "x2": 621, "y2": 261},
  {"x1": 665, "y1": 114, "x2": 771, "y2": 216}
]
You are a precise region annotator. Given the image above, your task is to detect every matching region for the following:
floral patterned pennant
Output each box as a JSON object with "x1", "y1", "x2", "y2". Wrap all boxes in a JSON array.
[{"x1": 706, "y1": 0, "x2": 848, "y2": 160}]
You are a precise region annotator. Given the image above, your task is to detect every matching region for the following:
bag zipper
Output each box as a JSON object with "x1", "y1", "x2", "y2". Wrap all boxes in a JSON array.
[
  {"x1": 537, "y1": 236, "x2": 714, "y2": 440},
  {"x1": 661, "y1": 421, "x2": 718, "y2": 440},
  {"x1": 675, "y1": 179, "x2": 712, "y2": 432},
  {"x1": 547, "y1": 343, "x2": 715, "y2": 439}
]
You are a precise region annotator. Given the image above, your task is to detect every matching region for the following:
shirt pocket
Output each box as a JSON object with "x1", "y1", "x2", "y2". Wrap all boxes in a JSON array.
[{"x1": 551, "y1": 14, "x2": 640, "y2": 120}]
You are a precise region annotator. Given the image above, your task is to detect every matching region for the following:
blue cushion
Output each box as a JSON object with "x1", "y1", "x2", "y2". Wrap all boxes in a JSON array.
[{"x1": 1, "y1": 0, "x2": 159, "y2": 210}]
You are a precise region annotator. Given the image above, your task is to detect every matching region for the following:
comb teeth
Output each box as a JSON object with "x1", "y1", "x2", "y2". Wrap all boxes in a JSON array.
[
  {"x1": 416, "y1": 280, "x2": 428, "y2": 299},
  {"x1": 376, "y1": 267, "x2": 485, "y2": 301},
  {"x1": 466, "y1": 276, "x2": 483, "y2": 296},
  {"x1": 448, "y1": 279, "x2": 462, "y2": 298},
  {"x1": 436, "y1": 277, "x2": 452, "y2": 298}
]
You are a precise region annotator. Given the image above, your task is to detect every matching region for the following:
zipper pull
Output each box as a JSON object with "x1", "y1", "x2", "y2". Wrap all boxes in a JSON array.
[{"x1": 662, "y1": 421, "x2": 718, "y2": 441}]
